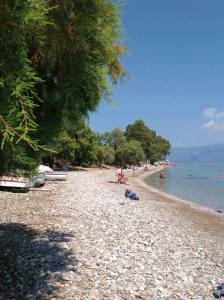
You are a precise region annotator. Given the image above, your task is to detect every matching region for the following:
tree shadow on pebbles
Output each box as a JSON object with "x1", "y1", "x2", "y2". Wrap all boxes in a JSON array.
[{"x1": 0, "y1": 223, "x2": 77, "y2": 299}]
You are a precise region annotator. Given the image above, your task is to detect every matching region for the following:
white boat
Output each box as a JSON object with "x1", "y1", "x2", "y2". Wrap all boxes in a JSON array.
[
  {"x1": 0, "y1": 175, "x2": 35, "y2": 192},
  {"x1": 45, "y1": 171, "x2": 67, "y2": 181},
  {"x1": 37, "y1": 164, "x2": 53, "y2": 173}
]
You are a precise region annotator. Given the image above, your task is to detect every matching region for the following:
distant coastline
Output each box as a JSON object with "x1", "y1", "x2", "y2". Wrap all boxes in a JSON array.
[{"x1": 169, "y1": 144, "x2": 224, "y2": 164}]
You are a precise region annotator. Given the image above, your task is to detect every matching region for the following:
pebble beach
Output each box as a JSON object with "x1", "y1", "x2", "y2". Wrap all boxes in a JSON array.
[{"x1": 0, "y1": 167, "x2": 223, "y2": 299}]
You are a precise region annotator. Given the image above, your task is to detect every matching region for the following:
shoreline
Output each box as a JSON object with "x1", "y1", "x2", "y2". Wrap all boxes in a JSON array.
[
  {"x1": 138, "y1": 165, "x2": 223, "y2": 214},
  {"x1": 128, "y1": 166, "x2": 224, "y2": 237}
]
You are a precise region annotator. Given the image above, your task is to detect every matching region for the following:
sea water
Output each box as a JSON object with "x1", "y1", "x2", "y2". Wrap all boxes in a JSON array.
[{"x1": 145, "y1": 164, "x2": 224, "y2": 211}]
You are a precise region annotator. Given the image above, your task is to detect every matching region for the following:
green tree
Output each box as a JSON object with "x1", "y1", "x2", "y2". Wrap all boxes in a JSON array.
[
  {"x1": 109, "y1": 128, "x2": 126, "y2": 150},
  {"x1": 104, "y1": 146, "x2": 115, "y2": 165},
  {"x1": 36, "y1": 0, "x2": 125, "y2": 146},
  {"x1": 0, "y1": 0, "x2": 50, "y2": 173},
  {"x1": 116, "y1": 140, "x2": 145, "y2": 165},
  {"x1": 150, "y1": 136, "x2": 171, "y2": 163},
  {"x1": 56, "y1": 132, "x2": 79, "y2": 162},
  {"x1": 0, "y1": 0, "x2": 125, "y2": 173},
  {"x1": 125, "y1": 120, "x2": 171, "y2": 162},
  {"x1": 72, "y1": 123, "x2": 98, "y2": 167},
  {"x1": 95, "y1": 145, "x2": 106, "y2": 167},
  {"x1": 97, "y1": 132, "x2": 112, "y2": 146},
  {"x1": 125, "y1": 120, "x2": 155, "y2": 159}
]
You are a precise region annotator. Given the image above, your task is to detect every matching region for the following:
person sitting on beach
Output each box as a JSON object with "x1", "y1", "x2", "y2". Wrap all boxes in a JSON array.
[
  {"x1": 125, "y1": 188, "x2": 139, "y2": 200},
  {"x1": 119, "y1": 175, "x2": 128, "y2": 184},
  {"x1": 116, "y1": 167, "x2": 123, "y2": 177},
  {"x1": 116, "y1": 167, "x2": 128, "y2": 184}
]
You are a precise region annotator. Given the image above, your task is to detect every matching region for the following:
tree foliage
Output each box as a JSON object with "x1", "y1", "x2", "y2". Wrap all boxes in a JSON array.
[
  {"x1": 0, "y1": 0, "x2": 50, "y2": 173},
  {"x1": 55, "y1": 132, "x2": 78, "y2": 162},
  {"x1": 116, "y1": 140, "x2": 145, "y2": 165},
  {"x1": 125, "y1": 120, "x2": 170, "y2": 162},
  {"x1": 72, "y1": 124, "x2": 98, "y2": 167},
  {"x1": 0, "y1": 1, "x2": 171, "y2": 171},
  {"x1": 109, "y1": 128, "x2": 126, "y2": 150},
  {"x1": 125, "y1": 120, "x2": 155, "y2": 159},
  {"x1": 104, "y1": 146, "x2": 115, "y2": 165},
  {"x1": 36, "y1": 0, "x2": 125, "y2": 145},
  {"x1": 47, "y1": 118, "x2": 170, "y2": 167},
  {"x1": 0, "y1": 0, "x2": 125, "y2": 173},
  {"x1": 95, "y1": 145, "x2": 106, "y2": 167}
]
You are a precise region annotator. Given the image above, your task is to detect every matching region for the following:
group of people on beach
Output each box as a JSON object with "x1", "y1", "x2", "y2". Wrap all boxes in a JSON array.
[
  {"x1": 144, "y1": 162, "x2": 166, "y2": 182},
  {"x1": 115, "y1": 165, "x2": 166, "y2": 201},
  {"x1": 115, "y1": 166, "x2": 139, "y2": 200},
  {"x1": 116, "y1": 166, "x2": 166, "y2": 183},
  {"x1": 116, "y1": 166, "x2": 137, "y2": 184}
]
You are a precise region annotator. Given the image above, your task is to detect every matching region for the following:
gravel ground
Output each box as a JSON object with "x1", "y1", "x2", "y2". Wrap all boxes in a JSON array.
[{"x1": 0, "y1": 167, "x2": 223, "y2": 300}]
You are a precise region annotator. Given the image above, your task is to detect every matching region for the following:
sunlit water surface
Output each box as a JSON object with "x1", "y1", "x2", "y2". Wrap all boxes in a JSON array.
[{"x1": 145, "y1": 164, "x2": 224, "y2": 211}]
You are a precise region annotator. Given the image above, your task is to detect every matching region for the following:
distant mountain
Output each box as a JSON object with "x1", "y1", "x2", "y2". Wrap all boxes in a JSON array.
[{"x1": 168, "y1": 144, "x2": 224, "y2": 164}]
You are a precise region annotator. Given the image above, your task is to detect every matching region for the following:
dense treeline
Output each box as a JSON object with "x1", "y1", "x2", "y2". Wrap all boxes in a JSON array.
[
  {"x1": 0, "y1": 0, "x2": 124, "y2": 173},
  {"x1": 54, "y1": 119, "x2": 171, "y2": 167}
]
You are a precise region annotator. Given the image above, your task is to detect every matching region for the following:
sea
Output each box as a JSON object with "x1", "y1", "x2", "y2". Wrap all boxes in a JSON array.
[{"x1": 145, "y1": 164, "x2": 224, "y2": 212}]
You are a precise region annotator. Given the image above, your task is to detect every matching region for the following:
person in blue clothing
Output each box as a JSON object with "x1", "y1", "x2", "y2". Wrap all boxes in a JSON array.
[{"x1": 125, "y1": 189, "x2": 139, "y2": 200}]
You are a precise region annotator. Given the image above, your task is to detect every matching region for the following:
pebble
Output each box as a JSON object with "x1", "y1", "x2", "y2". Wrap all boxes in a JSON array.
[{"x1": 0, "y1": 168, "x2": 223, "y2": 299}]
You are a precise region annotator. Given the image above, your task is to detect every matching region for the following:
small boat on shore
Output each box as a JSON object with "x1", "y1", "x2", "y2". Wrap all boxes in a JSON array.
[
  {"x1": 0, "y1": 175, "x2": 35, "y2": 192},
  {"x1": 36, "y1": 165, "x2": 67, "y2": 181},
  {"x1": 45, "y1": 171, "x2": 67, "y2": 181}
]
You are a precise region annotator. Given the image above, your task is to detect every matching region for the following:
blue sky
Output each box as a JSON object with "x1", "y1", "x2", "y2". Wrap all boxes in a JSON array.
[{"x1": 89, "y1": 0, "x2": 224, "y2": 147}]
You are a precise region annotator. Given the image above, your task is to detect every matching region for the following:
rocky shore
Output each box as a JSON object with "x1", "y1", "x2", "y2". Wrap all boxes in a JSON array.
[{"x1": 0, "y1": 167, "x2": 223, "y2": 299}]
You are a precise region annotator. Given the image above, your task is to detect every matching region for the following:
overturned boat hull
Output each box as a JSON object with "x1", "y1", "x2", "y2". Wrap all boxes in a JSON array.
[
  {"x1": 45, "y1": 172, "x2": 67, "y2": 181},
  {"x1": 0, "y1": 176, "x2": 35, "y2": 192}
]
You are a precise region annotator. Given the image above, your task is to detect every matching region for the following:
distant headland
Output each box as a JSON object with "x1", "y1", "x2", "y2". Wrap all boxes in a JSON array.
[{"x1": 168, "y1": 144, "x2": 224, "y2": 164}]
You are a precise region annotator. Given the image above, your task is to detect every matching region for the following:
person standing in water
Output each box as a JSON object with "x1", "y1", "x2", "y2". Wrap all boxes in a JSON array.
[{"x1": 159, "y1": 170, "x2": 165, "y2": 182}]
